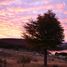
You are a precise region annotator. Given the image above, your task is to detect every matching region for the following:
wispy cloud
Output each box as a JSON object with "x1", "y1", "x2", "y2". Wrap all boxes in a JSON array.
[
  {"x1": 64, "y1": 11, "x2": 67, "y2": 14},
  {"x1": 0, "y1": 0, "x2": 67, "y2": 40}
]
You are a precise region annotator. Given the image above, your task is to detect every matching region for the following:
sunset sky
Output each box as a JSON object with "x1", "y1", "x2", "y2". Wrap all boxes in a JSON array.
[{"x1": 0, "y1": 0, "x2": 67, "y2": 41}]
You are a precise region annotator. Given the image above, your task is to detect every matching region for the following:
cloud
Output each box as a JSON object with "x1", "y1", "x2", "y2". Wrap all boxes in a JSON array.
[
  {"x1": 0, "y1": 0, "x2": 66, "y2": 38},
  {"x1": 64, "y1": 11, "x2": 67, "y2": 14},
  {"x1": 64, "y1": 30, "x2": 67, "y2": 41},
  {"x1": 55, "y1": 3, "x2": 65, "y2": 10},
  {"x1": 12, "y1": 3, "x2": 64, "y2": 13},
  {"x1": 0, "y1": 0, "x2": 12, "y2": 2},
  {"x1": 0, "y1": 21, "x2": 22, "y2": 38},
  {"x1": 0, "y1": 0, "x2": 14, "y2": 6},
  {"x1": 61, "y1": 18, "x2": 67, "y2": 23},
  {"x1": 0, "y1": 0, "x2": 65, "y2": 20}
]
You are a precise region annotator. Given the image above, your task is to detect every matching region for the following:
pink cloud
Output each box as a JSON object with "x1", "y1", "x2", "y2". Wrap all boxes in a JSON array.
[
  {"x1": 61, "y1": 18, "x2": 67, "y2": 23},
  {"x1": 0, "y1": 20, "x2": 22, "y2": 38},
  {"x1": 64, "y1": 31, "x2": 67, "y2": 41},
  {"x1": 52, "y1": 3, "x2": 65, "y2": 12},
  {"x1": 64, "y1": 11, "x2": 67, "y2": 14},
  {"x1": 43, "y1": 0, "x2": 50, "y2": 4},
  {"x1": 0, "y1": 0, "x2": 14, "y2": 5},
  {"x1": 0, "y1": 0, "x2": 66, "y2": 38},
  {"x1": 10, "y1": 3, "x2": 64, "y2": 13},
  {"x1": 0, "y1": 0, "x2": 13, "y2": 2}
]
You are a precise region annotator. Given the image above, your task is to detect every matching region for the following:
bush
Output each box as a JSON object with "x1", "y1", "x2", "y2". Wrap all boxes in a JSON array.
[
  {"x1": 0, "y1": 58, "x2": 3, "y2": 67},
  {"x1": 20, "y1": 55, "x2": 31, "y2": 63},
  {"x1": 31, "y1": 58, "x2": 38, "y2": 62},
  {"x1": 18, "y1": 55, "x2": 31, "y2": 67},
  {"x1": 53, "y1": 65, "x2": 59, "y2": 67}
]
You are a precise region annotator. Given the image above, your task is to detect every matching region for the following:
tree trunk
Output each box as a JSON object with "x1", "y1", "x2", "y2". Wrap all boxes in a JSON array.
[
  {"x1": 44, "y1": 49, "x2": 47, "y2": 67},
  {"x1": 22, "y1": 63, "x2": 25, "y2": 67}
]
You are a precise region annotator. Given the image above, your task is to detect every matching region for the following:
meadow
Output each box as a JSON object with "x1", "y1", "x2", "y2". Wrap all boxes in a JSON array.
[{"x1": 0, "y1": 48, "x2": 67, "y2": 67}]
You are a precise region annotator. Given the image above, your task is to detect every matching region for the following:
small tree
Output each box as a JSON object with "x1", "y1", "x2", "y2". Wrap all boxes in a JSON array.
[
  {"x1": 18, "y1": 55, "x2": 31, "y2": 67},
  {"x1": 0, "y1": 58, "x2": 3, "y2": 67},
  {"x1": 23, "y1": 10, "x2": 64, "y2": 67},
  {"x1": 3, "y1": 59, "x2": 7, "y2": 67}
]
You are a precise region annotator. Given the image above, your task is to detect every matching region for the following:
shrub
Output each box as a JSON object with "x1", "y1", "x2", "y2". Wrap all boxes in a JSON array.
[
  {"x1": 18, "y1": 55, "x2": 31, "y2": 67},
  {"x1": 31, "y1": 58, "x2": 38, "y2": 62},
  {"x1": 0, "y1": 58, "x2": 3, "y2": 67},
  {"x1": 53, "y1": 65, "x2": 59, "y2": 67}
]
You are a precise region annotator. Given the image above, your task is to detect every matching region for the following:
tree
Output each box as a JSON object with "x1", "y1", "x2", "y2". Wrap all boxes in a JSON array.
[{"x1": 23, "y1": 10, "x2": 64, "y2": 67}]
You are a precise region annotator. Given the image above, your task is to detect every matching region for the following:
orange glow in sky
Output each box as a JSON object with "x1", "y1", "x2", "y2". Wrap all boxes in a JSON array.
[{"x1": 0, "y1": 0, "x2": 67, "y2": 41}]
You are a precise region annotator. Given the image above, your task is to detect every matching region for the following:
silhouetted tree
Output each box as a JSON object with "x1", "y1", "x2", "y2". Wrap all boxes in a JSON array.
[{"x1": 23, "y1": 10, "x2": 64, "y2": 67}]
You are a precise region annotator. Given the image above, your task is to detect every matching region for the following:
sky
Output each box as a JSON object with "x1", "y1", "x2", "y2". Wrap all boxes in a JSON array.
[{"x1": 0, "y1": 0, "x2": 67, "y2": 41}]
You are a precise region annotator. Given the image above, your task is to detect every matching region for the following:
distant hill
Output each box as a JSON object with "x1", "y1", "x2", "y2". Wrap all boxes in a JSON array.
[
  {"x1": 61, "y1": 43, "x2": 67, "y2": 50},
  {"x1": 0, "y1": 38, "x2": 28, "y2": 49},
  {"x1": 0, "y1": 38, "x2": 67, "y2": 50}
]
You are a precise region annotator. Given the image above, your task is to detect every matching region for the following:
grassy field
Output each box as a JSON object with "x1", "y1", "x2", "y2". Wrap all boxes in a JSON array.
[{"x1": 0, "y1": 49, "x2": 67, "y2": 67}]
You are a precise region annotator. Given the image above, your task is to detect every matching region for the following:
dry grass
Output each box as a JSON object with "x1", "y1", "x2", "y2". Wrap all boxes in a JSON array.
[{"x1": 0, "y1": 49, "x2": 67, "y2": 67}]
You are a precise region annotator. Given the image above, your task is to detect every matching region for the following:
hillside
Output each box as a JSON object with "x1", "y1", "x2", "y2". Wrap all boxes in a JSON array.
[
  {"x1": 61, "y1": 43, "x2": 67, "y2": 49},
  {"x1": 0, "y1": 38, "x2": 27, "y2": 49},
  {"x1": 0, "y1": 38, "x2": 67, "y2": 50}
]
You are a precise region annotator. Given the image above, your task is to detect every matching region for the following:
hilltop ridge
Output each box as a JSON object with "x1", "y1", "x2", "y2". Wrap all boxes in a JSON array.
[
  {"x1": 0, "y1": 38, "x2": 27, "y2": 49},
  {"x1": 0, "y1": 38, "x2": 67, "y2": 50}
]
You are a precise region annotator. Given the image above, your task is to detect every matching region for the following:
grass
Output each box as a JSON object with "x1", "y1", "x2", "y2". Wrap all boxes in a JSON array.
[{"x1": 0, "y1": 49, "x2": 67, "y2": 67}]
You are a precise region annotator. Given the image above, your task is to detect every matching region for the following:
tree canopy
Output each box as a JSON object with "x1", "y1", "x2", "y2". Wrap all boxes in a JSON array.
[{"x1": 24, "y1": 10, "x2": 64, "y2": 51}]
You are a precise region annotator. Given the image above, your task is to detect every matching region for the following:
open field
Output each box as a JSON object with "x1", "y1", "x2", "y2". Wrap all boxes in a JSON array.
[{"x1": 0, "y1": 48, "x2": 67, "y2": 67}]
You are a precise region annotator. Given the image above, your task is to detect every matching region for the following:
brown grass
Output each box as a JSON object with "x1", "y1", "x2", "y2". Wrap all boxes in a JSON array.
[{"x1": 0, "y1": 49, "x2": 67, "y2": 67}]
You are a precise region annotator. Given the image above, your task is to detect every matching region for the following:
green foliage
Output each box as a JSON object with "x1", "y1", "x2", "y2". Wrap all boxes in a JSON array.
[{"x1": 24, "y1": 10, "x2": 64, "y2": 50}]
